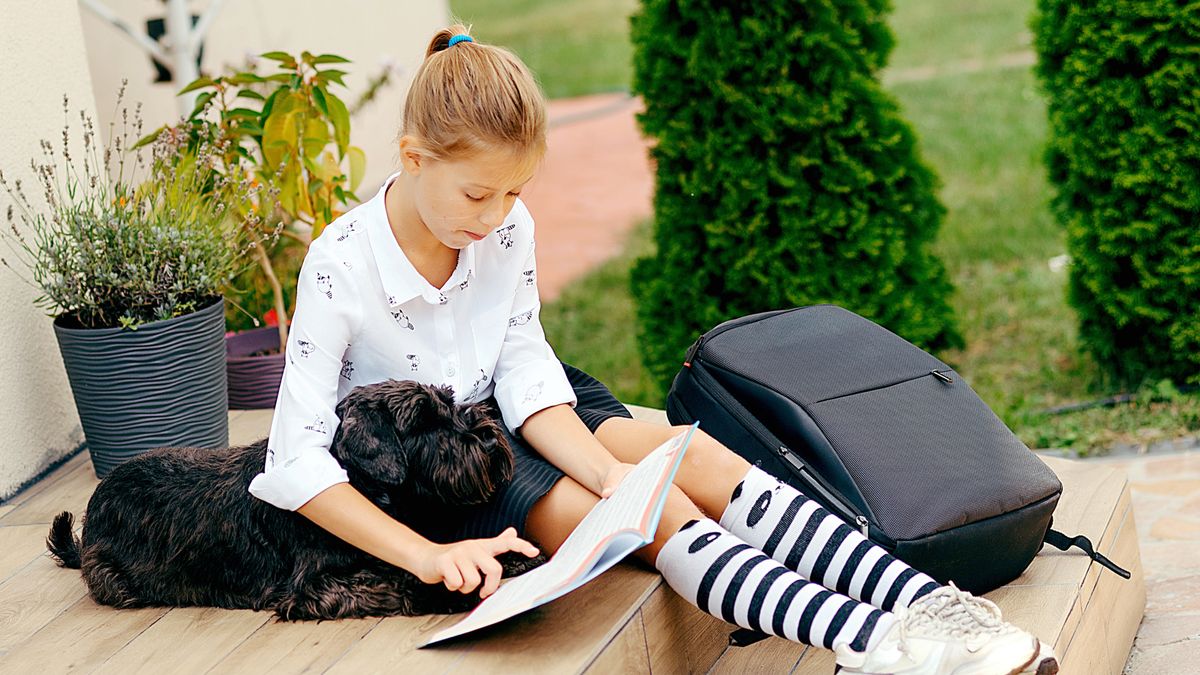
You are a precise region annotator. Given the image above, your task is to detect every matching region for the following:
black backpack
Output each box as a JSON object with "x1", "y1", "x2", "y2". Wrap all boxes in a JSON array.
[{"x1": 665, "y1": 305, "x2": 1129, "y2": 595}]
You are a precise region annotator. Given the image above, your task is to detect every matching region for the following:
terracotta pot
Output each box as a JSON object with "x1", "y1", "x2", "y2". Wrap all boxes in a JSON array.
[
  {"x1": 53, "y1": 297, "x2": 229, "y2": 478},
  {"x1": 225, "y1": 325, "x2": 286, "y2": 409}
]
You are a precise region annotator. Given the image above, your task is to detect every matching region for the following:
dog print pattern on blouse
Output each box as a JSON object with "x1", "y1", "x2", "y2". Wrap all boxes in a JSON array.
[
  {"x1": 336, "y1": 219, "x2": 359, "y2": 241},
  {"x1": 304, "y1": 415, "x2": 328, "y2": 435},
  {"x1": 391, "y1": 309, "x2": 414, "y2": 330},
  {"x1": 250, "y1": 171, "x2": 578, "y2": 513},
  {"x1": 315, "y1": 272, "x2": 333, "y2": 299},
  {"x1": 497, "y1": 224, "x2": 516, "y2": 249}
]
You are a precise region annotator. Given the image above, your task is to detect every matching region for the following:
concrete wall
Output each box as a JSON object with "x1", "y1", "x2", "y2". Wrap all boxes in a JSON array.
[
  {"x1": 80, "y1": 0, "x2": 451, "y2": 193},
  {"x1": 0, "y1": 0, "x2": 96, "y2": 500},
  {"x1": 0, "y1": 1, "x2": 448, "y2": 500}
]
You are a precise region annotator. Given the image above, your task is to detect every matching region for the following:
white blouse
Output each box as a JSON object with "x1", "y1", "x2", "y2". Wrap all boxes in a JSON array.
[{"x1": 247, "y1": 171, "x2": 578, "y2": 511}]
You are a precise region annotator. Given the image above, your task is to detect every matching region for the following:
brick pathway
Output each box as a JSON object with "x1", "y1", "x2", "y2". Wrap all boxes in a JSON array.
[
  {"x1": 1087, "y1": 447, "x2": 1200, "y2": 673},
  {"x1": 521, "y1": 93, "x2": 653, "y2": 302}
]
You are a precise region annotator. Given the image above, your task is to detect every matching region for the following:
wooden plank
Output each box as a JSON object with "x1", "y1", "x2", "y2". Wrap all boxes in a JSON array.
[
  {"x1": 92, "y1": 607, "x2": 270, "y2": 674},
  {"x1": 326, "y1": 563, "x2": 659, "y2": 674},
  {"x1": 0, "y1": 459, "x2": 98, "y2": 528},
  {"x1": 0, "y1": 525, "x2": 57, "y2": 585},
  {"x1": 208, "y1": 615, "x2": 381, "y2": 674},
  {"x1": 626, "y1": 404, "x2": 669, "y2": 426},
  {"x1": 1102, "y1": 504, "x2": 1144, "y2": 675},
  {"x1": 229, "y1": 409, "x2": 273, "y2": 446},
  {"x1": 640, "y1": 581, "x2": 728, "y2": 674},
  {"x1": 710, "y1": 637, "x2": 808, "y2": 674},
  {"x1": 0, "y1": 552, "x2": 88, "y2": 653},
  {"x1": 1060, "y1": 497, "x2": 1145, "y2": 675},
  {"x1": 985, "y1": 584, "x2": 1081, "y2": 650},
  {"x1": 0, "y1": 596, "x2": 167, "y2": 672},
  {"x1": 584, "y1": 613, "x2": 650, "y2": 674},
  {"x1": 791, "y1": 644, "x2": 837, "y2": 674}
]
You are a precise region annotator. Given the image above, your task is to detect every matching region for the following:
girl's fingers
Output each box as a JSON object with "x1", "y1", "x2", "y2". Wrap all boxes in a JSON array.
[
  {"x1": 492, "y1": 528, "x2": 539, "y2": 557},
  {"x1": 456, "y1": 559, "x2": 482, "y2": 594},
  {"x1": 479, "y1": 558, "x2": 503, "y2": 598},
  {"x1": 440, "y1": 560, "x2": 464, "y2": 591}
]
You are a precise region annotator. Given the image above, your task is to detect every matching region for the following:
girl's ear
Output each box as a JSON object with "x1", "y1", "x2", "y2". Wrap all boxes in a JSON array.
[{"x1": 398, "y1": 135, "x2": 427, "y2": 175}]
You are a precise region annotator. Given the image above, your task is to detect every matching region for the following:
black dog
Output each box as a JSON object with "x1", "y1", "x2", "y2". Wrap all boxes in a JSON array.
[{"x1": 46, "y1": 379, "x2": 546, "y2": 620}]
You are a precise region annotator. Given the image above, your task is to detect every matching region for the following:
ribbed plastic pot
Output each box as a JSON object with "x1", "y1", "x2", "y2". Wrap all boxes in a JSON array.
[
  {"x1": 52, "y1": 297, "x2": 230, "y2": 478},
  {"x1": 225, "y1": 325, "x2": 285, "y2": 409}
]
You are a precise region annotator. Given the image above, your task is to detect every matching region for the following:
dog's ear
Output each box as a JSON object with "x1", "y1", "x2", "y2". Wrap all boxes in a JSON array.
[{"x1": 331, "y1": 388, "x2": 408, "y2": 485}]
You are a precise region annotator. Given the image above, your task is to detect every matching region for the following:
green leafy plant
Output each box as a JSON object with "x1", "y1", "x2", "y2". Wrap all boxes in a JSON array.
[
  {"x1": 137, "y1": 50, "x2": 375, "y2": 350},
  {"x1": 1032, "y1": 0, "x2": 1200, "y2": 387},
  {"x1": 628, "y1": 0, "x2": 963, "y2": 391},
  {"x1": 0, "y1": 83, "x2": 278, "y2": 330}
]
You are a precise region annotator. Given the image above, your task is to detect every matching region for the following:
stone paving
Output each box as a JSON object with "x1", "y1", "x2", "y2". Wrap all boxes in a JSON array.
[{"x1": 1089, "y1": 447, "x2": 1200, "y2": 674}]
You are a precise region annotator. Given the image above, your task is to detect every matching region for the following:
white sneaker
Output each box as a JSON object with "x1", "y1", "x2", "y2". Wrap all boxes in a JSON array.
[
  {"x1": 834, "y1": 600, "x2": 1038, "y2": 674},
  {"x1": 910, "y1": 583, "x2": 1058, "y2": 675}
]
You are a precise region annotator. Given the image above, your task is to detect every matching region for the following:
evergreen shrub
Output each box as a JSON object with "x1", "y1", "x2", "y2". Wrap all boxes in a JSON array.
[
  {"x1": 1033, "y1": 0, "x2": 1200, "y2": 386},
  {"x1": 629, "y1": 0, "x2": 962, "y2": 392}
]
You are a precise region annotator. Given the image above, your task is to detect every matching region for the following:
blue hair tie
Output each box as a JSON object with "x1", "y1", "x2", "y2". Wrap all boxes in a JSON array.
[{"x1": 448, "y1": 34, "x2": 473, "y2": 47}]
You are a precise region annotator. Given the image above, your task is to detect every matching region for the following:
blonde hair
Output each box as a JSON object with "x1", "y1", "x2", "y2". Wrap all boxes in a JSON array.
[{"x1": 401, "y1": 25, "x2": 547, "y2": 161}]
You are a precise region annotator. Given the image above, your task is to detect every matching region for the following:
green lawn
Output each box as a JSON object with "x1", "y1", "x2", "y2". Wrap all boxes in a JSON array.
[
  {"x1": 449, "y1": 0, "x2": 638, "y2": 99},
  {"x1": 478, "y1": 0, "x2": 1200, "y2": 454}
]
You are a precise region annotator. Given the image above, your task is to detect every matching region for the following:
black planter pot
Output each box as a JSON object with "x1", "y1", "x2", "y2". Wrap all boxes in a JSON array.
[
  {"x1": 225, "y1": 325, "x2": 286, "y2": 410},
  {"x1": 53, "y1": 297, "x2": 230, "y2": 478}
]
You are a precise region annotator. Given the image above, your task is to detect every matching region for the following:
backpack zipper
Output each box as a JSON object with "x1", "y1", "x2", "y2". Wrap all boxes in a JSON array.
[{"x1": 687, "y1": 362, "x2": 870, "y2": 530}]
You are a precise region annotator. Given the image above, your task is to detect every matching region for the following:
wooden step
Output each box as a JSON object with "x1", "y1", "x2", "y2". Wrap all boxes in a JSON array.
[{"x1": 0, "y1": 407, "x2": 1143, "y2": 673}]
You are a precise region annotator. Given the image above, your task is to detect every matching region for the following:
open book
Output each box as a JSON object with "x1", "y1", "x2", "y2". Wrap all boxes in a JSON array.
[{"x1": 420, "y1": 422, "x2": 698, "y2": 647}]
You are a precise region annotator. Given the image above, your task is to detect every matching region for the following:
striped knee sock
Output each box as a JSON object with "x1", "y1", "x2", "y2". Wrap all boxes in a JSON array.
[
  {"x1": 654, "y1": 518, "x2": 893, "y2": 652},
  {"x1": 719, "y1": 466, "x2": 940, "y2": 611}
]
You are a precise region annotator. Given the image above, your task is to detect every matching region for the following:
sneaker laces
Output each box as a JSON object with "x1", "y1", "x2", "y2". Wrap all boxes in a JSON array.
[{"x1": 908, "y1": 582, "x2": 1018, "y2": 642}]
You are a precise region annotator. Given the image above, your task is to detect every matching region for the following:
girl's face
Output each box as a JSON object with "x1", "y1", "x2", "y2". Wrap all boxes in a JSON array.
[{"x1": 398, "y1": 138, "x2": 540, "y2": 250}]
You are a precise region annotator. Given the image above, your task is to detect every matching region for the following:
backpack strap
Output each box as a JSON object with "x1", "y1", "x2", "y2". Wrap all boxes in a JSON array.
[{"x1": 1044, "y1": 528, "x2": 1131, "y2": 579}]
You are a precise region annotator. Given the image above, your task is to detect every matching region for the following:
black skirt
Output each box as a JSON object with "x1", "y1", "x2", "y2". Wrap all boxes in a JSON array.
[{"x1": 411, "y1": 362, "x2": 632, "y2": 544}]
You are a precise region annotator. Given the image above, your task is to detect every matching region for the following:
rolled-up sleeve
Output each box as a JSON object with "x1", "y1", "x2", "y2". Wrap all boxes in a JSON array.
[
  {"x1": 491, "y1": 236, "x2": 577, "y2": 434},
  {"x1": 248, "y1": 245, "x2": 361, "y2": 510}
]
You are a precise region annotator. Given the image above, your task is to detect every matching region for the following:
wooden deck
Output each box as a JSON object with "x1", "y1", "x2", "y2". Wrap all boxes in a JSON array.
[{"x1": 0, "y1": 407, "x2": 1143, "y2": 673}]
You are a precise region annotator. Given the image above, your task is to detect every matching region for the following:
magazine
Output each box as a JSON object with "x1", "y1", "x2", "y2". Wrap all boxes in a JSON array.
[{"x1": 420, "y1": 422, "x2": 698, "y2": 647}]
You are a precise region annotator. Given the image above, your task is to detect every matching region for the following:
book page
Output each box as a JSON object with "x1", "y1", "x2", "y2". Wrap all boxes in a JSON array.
[{"x1": 420, "y1": 423, "x2": 696, "y2": 646}]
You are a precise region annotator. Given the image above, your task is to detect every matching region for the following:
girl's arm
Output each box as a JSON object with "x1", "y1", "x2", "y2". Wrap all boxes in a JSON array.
[
  {"x1": 519, "y1": 403, "x2": 623, "y2": 496},
  {"x1": 298, "y1": 483, "x2": 539, "y2": 598}
]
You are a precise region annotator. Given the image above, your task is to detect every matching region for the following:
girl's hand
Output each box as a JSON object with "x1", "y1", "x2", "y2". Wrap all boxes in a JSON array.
[
  {"x1": 600, "y1": 462, "x2": 636, "y2": 499},
  {"x1": 418, "y1": 527, "x2": 539, "y2": 598}
]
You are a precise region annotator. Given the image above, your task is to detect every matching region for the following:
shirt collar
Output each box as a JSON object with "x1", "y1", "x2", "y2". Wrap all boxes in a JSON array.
[{"x1": 368, "y1": 171, "x2": 477, "y2": 307}]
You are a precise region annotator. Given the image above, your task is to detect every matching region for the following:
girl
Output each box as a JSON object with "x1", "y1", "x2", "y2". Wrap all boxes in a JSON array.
[{"x1": 249, "y1": 26, "x2": 1057, "y2": 675}]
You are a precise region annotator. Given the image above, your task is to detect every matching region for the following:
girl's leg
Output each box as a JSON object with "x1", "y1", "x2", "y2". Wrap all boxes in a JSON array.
[
  {"x1": 525, "y1": 476, "x2": 894, "y2": 653},
  {"x1": 594, "y1": 419, "x2": 938, "y2": 611}
]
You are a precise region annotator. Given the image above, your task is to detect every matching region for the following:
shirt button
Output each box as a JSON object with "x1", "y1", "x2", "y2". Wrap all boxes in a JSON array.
[{"x1": 447, "y1": 366, "x2": 456, "y2": 377}]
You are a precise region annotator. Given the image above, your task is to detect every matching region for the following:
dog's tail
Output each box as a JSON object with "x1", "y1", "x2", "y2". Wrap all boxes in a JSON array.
[{"x1": 46, "y1": 511, "x2": 82, "y2": 569}]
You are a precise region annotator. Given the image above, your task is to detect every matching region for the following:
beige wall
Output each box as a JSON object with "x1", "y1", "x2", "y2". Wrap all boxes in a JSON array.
[
  {"x1": 80, "y1": 0, "x2": 450, "y2": 194},
  {"x1": 0, "y1": 0, "x2": 95, "y2": 500}
]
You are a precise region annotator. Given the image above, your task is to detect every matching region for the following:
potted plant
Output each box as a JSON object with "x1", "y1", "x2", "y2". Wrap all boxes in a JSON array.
[
  {"x1": 0, "y1": 83, "x2": 278, "y2": 477},
  {"x1": 139, "y1": 50, "x2": 380, "y2": 409}
]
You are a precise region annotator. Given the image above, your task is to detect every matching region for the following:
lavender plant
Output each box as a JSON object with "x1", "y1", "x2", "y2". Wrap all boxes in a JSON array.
[{"x1": 0, "y1": 82, "x2": 281, "y2": 330}]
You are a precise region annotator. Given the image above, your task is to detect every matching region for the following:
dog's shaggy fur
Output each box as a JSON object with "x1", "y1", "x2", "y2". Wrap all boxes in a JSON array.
[{"x1": 46, "y1": 379, "x2": 546, "y2": 620}]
